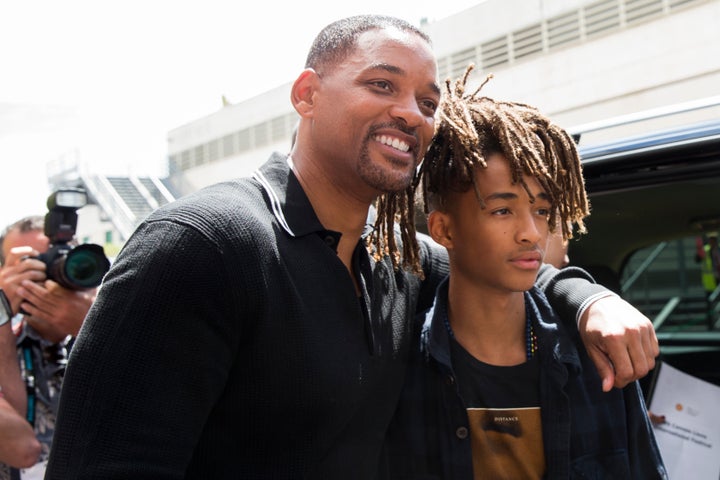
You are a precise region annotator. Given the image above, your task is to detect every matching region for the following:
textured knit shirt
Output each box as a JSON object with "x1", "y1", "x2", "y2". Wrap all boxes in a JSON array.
[
  {"x1": 378, "y1": 279, "x2": 668, "y2": 479},
  {"x1": 45, "y1": 153, "x2": 609, "y2": 479}
]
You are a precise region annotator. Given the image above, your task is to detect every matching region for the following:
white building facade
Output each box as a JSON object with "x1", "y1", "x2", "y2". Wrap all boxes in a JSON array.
[{"x1": 167, "y1": 0, "x2": 720, "y2": 194}]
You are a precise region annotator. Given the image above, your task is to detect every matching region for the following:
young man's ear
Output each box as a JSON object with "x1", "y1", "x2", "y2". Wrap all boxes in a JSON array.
[
  {"x1": 290, "y1": 68, "x2": 320, "y2": 117},
  {"x1": 427, "y1": 210, "x2": 454, "y2": 249}
]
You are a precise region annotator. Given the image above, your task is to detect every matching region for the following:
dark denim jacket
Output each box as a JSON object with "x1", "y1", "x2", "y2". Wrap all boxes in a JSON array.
[{"x1": 378, "y1": 279, "x2": 667, "y2": 479}]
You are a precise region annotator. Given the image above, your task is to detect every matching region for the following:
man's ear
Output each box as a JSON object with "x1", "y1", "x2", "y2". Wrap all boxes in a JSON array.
[
  {"x1": 290, "y1": 68, "x2": 319, "y2": 117},
  {"x1": 427, "y1": 210, "x2": 453, "y2": 249}
]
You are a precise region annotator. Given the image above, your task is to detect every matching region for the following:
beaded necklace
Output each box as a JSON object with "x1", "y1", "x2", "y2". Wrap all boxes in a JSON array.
[
  {"x1": 444, "y1": 305, "x2": 538, "y2": 361},
  {"x1": 526, "y1": 317, "x2": 538, "y2": 360}
]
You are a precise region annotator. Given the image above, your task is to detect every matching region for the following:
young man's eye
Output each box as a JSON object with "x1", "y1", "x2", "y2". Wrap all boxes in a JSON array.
[{"x1": 492, "y1": 208, "x2": 510, "y2": 216}]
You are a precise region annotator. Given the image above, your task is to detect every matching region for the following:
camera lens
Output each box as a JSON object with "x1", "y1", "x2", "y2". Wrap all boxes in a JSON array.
[{"x1": 58, "y1": 244, "x2": 111, "y2": 289}]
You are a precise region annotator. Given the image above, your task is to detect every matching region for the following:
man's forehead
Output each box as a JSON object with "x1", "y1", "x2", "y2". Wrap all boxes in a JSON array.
[
  {"x1": 352, "y1": 28, "x2": 439, "y2": 85},
  {"x1": 355, "y1": 27, "x2": 434, "y2": 61},
  {"x1": 3, "y1": 228, "x2": 48, "y2": 252}
]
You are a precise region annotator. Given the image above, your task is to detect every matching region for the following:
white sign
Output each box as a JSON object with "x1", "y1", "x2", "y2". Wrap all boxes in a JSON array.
[{"x1": 648, "y1": 361, "x2": 720, "y2": 479}]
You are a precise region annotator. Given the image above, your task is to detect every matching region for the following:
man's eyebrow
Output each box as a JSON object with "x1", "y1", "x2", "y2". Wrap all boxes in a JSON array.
[
  {"x1": 483, "y1": 192, "x2": 518, "y2": 202},
  {"x1": 367, "y1": 62, "x2": 402, "y2": 75},
  {"x1": 484, "y1": 191, "x2": 551, "y2": 202},
  {"x1": 366, "y1": 63, "x2": 441, "y2": 96}
]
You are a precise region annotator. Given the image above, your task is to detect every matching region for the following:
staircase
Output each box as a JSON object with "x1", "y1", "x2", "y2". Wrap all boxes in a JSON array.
[{"x1": 79, "y1": 171, "x2": 177, "y2": 242}]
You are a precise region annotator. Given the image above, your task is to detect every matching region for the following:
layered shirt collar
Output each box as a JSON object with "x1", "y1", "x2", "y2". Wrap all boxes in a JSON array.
[{"x1": 252, "y1": 153, "x2": 375, "y2": 250}]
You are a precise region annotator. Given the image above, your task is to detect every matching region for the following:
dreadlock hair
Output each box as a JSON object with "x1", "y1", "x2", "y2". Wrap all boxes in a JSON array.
[
  {"x1": 304, "y1": 15, "x2": 432, "y2": 277},
  {"x1": 370, "y1": 186, "x2": 423, "y2": 277},
  {"x1": 419, "y1": 64, "x2": 590, "y2": 241}
]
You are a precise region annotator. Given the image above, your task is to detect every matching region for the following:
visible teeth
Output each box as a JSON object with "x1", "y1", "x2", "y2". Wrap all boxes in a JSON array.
[{"x1": 375, "y1": 135, "x2": 410, "y2": 153}]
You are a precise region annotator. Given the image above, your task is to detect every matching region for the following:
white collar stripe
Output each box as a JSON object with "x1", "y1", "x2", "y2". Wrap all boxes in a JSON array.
[{"x1": 252, "y1": 169, "x2": 296, "y2": 237}]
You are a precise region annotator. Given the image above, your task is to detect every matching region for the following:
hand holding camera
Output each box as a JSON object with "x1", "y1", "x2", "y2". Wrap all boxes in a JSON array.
[
  {"x1": 15, "y1": 279, "x2": 97, "y2": 342},
  {"x1": 0, "y1": 246, "x2": 48, "y2": 316},
  {"x1": 0, "y1": 188, "x2": 109, "y2": 340}
]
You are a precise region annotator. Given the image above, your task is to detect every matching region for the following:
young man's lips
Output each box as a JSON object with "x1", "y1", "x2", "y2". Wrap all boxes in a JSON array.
[{"x1": 511, "y1": 253, "x2": 542, "y2": 269}]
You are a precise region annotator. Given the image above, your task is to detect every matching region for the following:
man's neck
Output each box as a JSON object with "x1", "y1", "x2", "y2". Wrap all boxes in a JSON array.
[
  {"x1": 290, "y1": 152, "x2": 372, "y2": 280},
  {"x1": 447, "y1": 277, "x2": 528, "y2": 366}
]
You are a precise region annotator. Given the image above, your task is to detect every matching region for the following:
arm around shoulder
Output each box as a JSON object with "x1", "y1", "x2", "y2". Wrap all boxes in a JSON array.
[{"x1": 537, "y1": 263, "x2": 659, "y2": 391}]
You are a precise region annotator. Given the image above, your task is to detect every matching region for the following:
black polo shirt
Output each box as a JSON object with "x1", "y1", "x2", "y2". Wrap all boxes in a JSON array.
[
  {"x1": 233, "y1": 153, "x2": 451, "y2": 477},
  {"x1": 47, "y1": 152, "x2": 449, "y2": 479}
]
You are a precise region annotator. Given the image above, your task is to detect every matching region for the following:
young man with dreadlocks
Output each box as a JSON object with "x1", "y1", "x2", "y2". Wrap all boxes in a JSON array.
[{"x1": 379, "y1": 67, "x2": 667, "y2": 479}]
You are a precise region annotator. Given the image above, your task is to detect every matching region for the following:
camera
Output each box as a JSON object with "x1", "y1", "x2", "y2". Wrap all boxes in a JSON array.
[{"x1": 37, "y1": 188, "x2": 111, "y2": 290}]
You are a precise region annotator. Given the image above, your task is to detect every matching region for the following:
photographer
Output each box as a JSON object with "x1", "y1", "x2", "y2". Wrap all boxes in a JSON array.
[{"x1": 0, "y1": 214, "x2": 98, "y2": 479}]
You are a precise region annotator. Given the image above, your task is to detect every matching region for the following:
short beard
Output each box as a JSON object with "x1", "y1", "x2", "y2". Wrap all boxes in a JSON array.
[{"x1": 357, "y1": 139, "x2": 417, "y2": 194}]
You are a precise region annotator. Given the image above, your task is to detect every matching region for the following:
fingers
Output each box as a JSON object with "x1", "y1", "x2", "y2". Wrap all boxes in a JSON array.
[
  {"x1": 18, "y1": 280, "x2": 89, "y2": 340},
  {"x1": 600, "y1": 326, "x2": 653, "y2": 389},
  {"x1": 17, "y1": 281, "x2": 55, "y2": 310},
  {"x1": 23, "y1": 314, "x2": 68, "y2": 343},
  {"x1": 19, "y1": 290, "x2": 70, "y2": 343},
  {"x1": 644, "y1": 323, "x2": 660, "y2": 359},
  {"x1": 586, "y1": 346, "x2": 616, "y2": 392},
  {"x1": 580, "y1": 294, "x2": 660, "y2": 391},
  {"x1": 616, "y1": 328, "x2": 647, "y2": 388},
  {"x1": 647, "y1": 411, "x2": 666, "y2": 426},
  {"x1": 0, "y1": 252, "x2": 47, "y2": 315},
  {"x1": 5, "y1": 246, "x2": 38, "y2": 265}
]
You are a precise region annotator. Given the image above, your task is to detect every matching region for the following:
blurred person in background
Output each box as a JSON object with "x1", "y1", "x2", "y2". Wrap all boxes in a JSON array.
[
  {"x1": 695, "y1": 231, "x2": 720, "y2": 301},
  {"x1": 545, "y1": 227, "x2": 570, "y2": 269},
  {"x1": 0, "y1": 215, "x2": 96, "y2": 479}
]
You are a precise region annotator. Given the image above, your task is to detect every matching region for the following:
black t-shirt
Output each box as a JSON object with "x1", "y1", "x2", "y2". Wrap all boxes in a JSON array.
[{"x1": 450, "y1": 336, "x2": 545, "y2": 480}]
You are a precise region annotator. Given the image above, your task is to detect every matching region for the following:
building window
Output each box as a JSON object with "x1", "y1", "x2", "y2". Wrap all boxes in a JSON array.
[
  {"x1": 254, "y1": 123, "x2": 269, "y2": 147},
  {"x1": 547, "y1": 10, "x2": 581, "y2": 50},
  {"x1": 481, "y1": 35, "x2": 509, "y2": 70},
  {"x1": 222, "y1": 133, "x2": 236, "y2": 157},
  {"x1": 193, "y1": 145, "x2": 206, "y2": 167},
  {"x1": 583, "y1": 0, "x2": 621, "y2": 39},
  {"x1": 624, "y1": 0, "x2": 664, "y2": 25},
  {"x1": 450, "y1": 47, "x2": 478, "y2": 78},
  {"x1": 271, "y1": 115, "x2": 287, "y2": 142},
  {"x1": 512, "y1": 23, "x2": 544, "y2": 60},
  {"x1": 208, "y1": 139, "x2": 220, "y2": 163},
  {"x1": 237, "y1": 128, "x2": 251, "y2": 152}
]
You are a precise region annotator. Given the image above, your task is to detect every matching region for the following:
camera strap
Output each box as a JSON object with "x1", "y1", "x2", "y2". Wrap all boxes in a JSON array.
[{"x1": 20, "y1": 341, "x2": 36, "y2": 427}]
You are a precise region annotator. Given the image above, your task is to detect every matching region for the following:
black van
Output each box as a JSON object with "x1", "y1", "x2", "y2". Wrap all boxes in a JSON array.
[{"x1": 571, "y1": 102, "x2": 720, "y2": 393}]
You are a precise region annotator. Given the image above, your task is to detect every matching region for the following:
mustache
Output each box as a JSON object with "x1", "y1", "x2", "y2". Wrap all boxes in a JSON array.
[
  {"x1": 516, "y1": 246, "x2": 543, "y2": 256},
  {"x1": 368, "y1": 122, "x2": 419, "y2": 144}
]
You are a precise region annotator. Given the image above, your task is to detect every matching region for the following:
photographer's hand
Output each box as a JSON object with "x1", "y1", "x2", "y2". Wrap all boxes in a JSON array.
[
  {"x1": 16, "y1": 280, "x2": 96, "y2": 343},
  {"x1": 0, "y1": 246, "x2": 47, "y2": 315}
]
